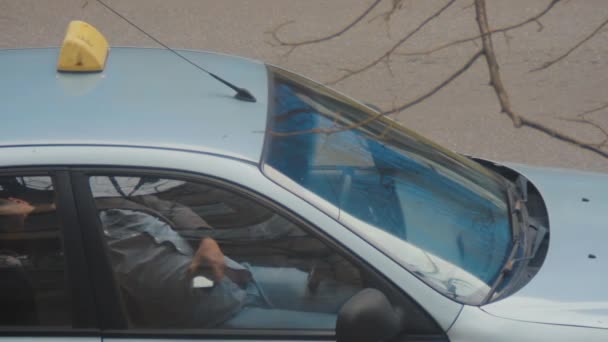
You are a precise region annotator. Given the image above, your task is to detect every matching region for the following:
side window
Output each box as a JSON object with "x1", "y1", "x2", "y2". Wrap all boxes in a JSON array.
[
  {"x1": 0, "y1": 176, "x2": 71, "y2": 326},
  {"x1": 88, "y1": 175, "x2": 365, "y2": 330}
]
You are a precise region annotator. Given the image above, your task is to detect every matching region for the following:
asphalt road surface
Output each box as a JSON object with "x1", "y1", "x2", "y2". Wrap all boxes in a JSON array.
[{"x1": 2, "y1": 0, "x2": 607, "y2": 172}]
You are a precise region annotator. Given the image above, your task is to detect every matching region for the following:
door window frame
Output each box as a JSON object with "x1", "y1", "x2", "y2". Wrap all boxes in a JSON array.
[
  {"x1": 0, "y1": 167, "x2": 98, "y2": 336},
  {"x1": 70, "y1": 167, "x2": 446, "y2": 340}
]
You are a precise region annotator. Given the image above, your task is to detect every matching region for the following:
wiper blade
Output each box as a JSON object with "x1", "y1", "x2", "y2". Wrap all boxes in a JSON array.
[
  {"x1": 483, "y1": 182, "x2": 526, "y2": 304},
  {"x1": 483, "y1": 237, "x2": 520, "y2": 304},
  {"x1": 96, "y1": 0, "x2": 256, "y2": 103}
]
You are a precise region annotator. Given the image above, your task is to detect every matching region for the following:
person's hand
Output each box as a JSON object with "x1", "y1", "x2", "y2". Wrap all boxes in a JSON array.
[
  {"x1": 4, "y1": 198, "x2": 35, "y2": 216},
  {"x1": 189, "y1": 237, "x2": 226, "y2": 282}
]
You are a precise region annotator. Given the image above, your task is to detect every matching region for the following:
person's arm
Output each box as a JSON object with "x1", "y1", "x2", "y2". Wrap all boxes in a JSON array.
[
  {"x1": 31, "y1": 202, "x2": 56, "y2": 213},
  {"x1": 189, "y1": 237, "x2": 226, "y2": 281},
  {"x1": 0, "y1": 198, "x2": 34, "y2": 216},
  {"x1": 139, "y1": 195, "x2": 211, "y2": 230}
]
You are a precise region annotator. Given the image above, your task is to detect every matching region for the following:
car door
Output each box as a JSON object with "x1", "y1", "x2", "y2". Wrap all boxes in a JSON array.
[
  {"x1": 0, "y1": 169, "x2": 99, "y2": 342},
  {"x1": 69, "y1": 168, "x2": 447, "y2": 342}
]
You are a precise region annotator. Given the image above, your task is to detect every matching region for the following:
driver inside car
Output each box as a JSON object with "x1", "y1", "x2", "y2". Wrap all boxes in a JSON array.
[
  {"x1": 1, "y1": 195, "x2": 358, "y2": 329},
  {"x1": 95, "y1": 195, "x2": 361, "y2": 329}
]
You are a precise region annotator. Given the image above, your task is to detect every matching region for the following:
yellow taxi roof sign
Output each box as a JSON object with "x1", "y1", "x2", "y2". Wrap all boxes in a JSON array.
[{"x1": 57, "y1": 20, "x2": 109, "y2": 72}]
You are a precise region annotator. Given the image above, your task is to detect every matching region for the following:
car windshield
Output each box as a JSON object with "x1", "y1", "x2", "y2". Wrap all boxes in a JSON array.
[{"x1": 262, "y1": 66, "x2": 512, "y2": 305}]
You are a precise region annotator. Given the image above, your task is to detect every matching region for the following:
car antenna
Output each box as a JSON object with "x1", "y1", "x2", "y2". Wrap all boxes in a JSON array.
[{"x1": 95, "y1": 0, "x2": 256, "y2": 103}]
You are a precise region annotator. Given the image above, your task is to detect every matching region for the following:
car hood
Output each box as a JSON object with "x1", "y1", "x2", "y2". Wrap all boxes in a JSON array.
[{"x1": 480, "y1": 162, "x2": 608, "y2": 328}]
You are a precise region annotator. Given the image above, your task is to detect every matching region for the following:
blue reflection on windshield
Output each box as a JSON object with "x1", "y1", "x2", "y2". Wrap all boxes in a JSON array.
[{"x1": 265, "y1": 74, "x2": 511, "y2": 290}]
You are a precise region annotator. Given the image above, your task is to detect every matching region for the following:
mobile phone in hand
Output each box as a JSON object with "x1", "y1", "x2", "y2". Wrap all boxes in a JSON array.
[{"x1": 192, "y1": 275, "x2": 214, "y2": 288}]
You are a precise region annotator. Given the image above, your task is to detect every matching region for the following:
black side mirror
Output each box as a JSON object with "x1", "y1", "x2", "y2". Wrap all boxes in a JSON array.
[{"x1": 336, "y1": 288, "x2": 401, "y2": 342}]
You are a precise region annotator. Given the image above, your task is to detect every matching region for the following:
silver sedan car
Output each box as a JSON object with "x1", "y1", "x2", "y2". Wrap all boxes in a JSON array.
[{"x1": 0, "y1": 34, "x2": 607, "y2": 342}]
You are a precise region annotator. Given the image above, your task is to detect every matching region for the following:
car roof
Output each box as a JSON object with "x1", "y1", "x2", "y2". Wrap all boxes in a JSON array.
[{"x1": 0, "y1": 47, "x2": 269, "y2": 163}]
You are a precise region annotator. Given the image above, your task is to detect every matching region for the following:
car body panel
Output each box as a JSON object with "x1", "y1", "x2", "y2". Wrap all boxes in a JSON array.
[
  {"x1": 482, "y1": 162, "x2": 608, "y2": 329},
  {"x1": 449, "y1": 305, "x2": 608, "y2": 342},
  {"x1": 0, "y1": 145, "x2": 463, "y2": 331},
  {"x1": 0, "y1": 48, "x2": 268, "y2": 163},
  {"x1": 2, "y1": 45, "x2": 607, "y2": 340}
]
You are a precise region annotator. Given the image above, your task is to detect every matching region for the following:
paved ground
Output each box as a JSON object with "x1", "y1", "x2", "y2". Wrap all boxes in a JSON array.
[{"x1": 2, "y1": 0, "x2": 607, "y2": 172}]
